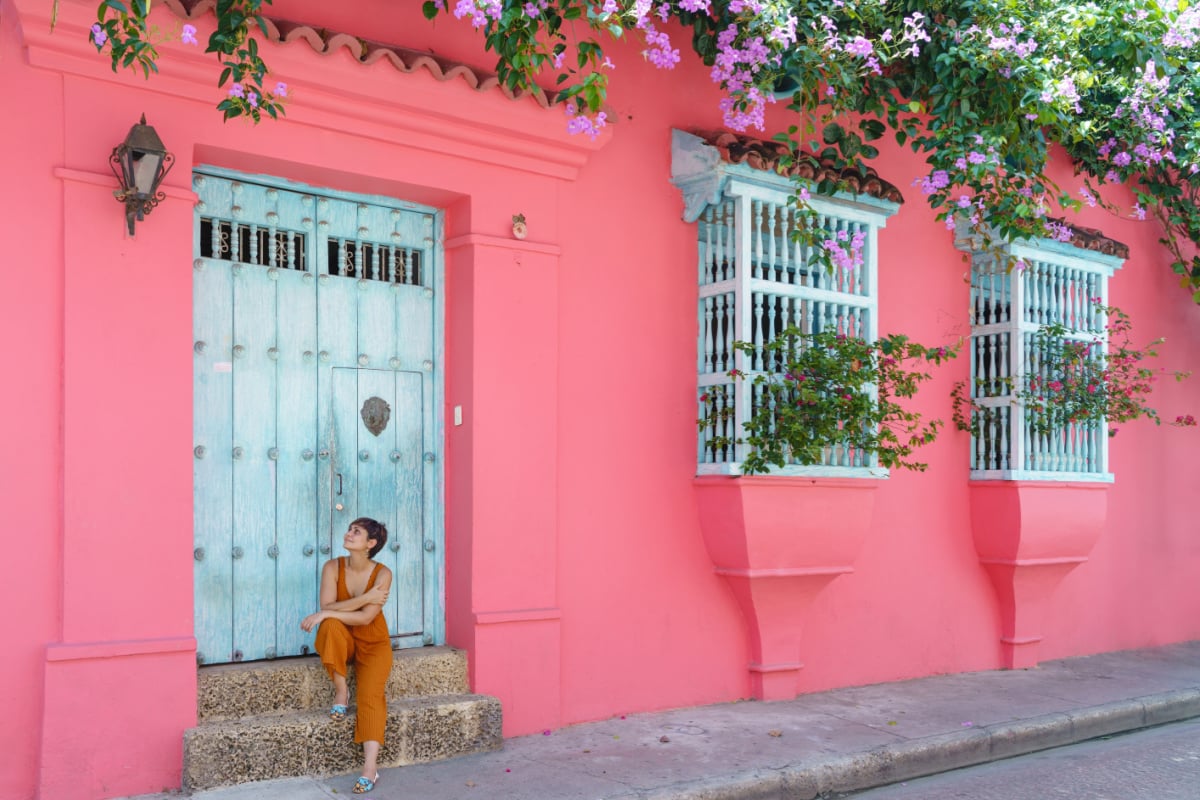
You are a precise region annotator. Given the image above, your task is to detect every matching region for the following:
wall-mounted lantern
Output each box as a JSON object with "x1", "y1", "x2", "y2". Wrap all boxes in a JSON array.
[{"x1": 110, "y1": 114, "x2": 175, "y2": 236}]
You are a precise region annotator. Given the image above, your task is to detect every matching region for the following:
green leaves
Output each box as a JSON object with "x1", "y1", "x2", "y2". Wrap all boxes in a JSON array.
[
  {"x1": 79, "y1": 0, "x2": 1200, "y2": 299},
  {"x1": 704, "y1": 328, "x2": 960, "y2": 474},
  {"x1": 952, "y1": 303, "x2": 1192, "y2": 437},
  {"x1": 860, "y1": 120, "x2": 886, "y2": 141}
]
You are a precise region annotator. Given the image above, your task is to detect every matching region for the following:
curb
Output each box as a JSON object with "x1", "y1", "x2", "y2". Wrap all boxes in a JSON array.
[{"x1": 642, "y1": 688, "x2": 1200, "y2": 800}]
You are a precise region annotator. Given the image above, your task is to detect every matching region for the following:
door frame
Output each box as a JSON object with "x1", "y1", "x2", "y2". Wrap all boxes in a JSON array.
[{"x1": 193, "y1": 165, "x2": 447, "y2": 656}]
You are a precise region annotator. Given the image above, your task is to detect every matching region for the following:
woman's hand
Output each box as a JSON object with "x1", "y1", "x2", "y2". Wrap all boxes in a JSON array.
[
  {"x1": 300, "y1": 611, "x2": 327, "y2": 632},
  {"x1": 362, "y1": 584, "x2": 389, "y2": 606}
]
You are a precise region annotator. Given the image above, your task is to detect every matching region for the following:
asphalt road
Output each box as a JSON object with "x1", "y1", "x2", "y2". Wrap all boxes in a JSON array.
[{"x1": 839, "y1": 718, "x2": 1200, "y2": 799}]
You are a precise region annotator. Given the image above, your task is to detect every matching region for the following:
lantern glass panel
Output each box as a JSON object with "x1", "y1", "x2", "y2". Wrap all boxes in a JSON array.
[{"x1": 132, "y1": 151, "x2": 162, "y2": 197}]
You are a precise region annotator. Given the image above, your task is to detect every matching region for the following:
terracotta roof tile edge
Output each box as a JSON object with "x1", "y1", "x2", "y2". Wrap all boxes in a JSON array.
[
  {"x1": 692, "y1": 131, "x2": 1129, "y2": 255},
  {"x1": 693, "y1": 129, "x2": 906, "y2": 205},
  {"x1": 163, "y1": 0, "x2": 558, "y2": 108},
  {"x1": 1043, "y1": 218, "x2": 1131, "y2": 260}
]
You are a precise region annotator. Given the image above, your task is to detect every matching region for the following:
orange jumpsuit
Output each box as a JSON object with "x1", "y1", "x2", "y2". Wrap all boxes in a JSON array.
[{"x1": 314, "y1": 558, "x2": 393, "y2": 744}]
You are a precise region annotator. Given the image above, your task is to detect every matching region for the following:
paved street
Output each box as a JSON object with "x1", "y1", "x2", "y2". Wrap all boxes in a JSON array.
[{"x1": 840, "y1": 718, "x2": 1200, "y2": 799}]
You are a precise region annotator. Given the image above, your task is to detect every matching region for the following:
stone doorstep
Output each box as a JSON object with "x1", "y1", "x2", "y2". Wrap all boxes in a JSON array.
[
  {"x1": 197, "y1": 646, "x2": 469, "y2": 723},
  {"x1": 183, "y1": 693, "x2": 503, "y2": 791}
]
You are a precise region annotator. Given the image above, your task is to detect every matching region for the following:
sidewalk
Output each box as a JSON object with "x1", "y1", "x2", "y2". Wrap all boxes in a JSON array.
[{"x1": 131, "y1": 641, "x2": 1200, "y2": 800}]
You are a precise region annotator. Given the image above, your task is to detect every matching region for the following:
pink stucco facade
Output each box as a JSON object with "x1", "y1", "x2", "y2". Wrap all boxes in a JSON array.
[{"x1": 3, "y1": 1, "x2": 1198, "y2": 798}]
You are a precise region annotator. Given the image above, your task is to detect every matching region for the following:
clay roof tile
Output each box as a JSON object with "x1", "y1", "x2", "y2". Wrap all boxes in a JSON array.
[
  {"x1": 697, "y1": 130, "x2": 905, "y2": 205},
  {"x1": 162, "y1": 0, "x2": 558, "y2": 107}
]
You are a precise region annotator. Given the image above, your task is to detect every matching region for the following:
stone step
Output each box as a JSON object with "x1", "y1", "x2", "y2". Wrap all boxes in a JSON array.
[
  {"x1": 184, "y1": 693, "x2": 503, "y2": 791},
  {"x1": 197, "y1": 646, "x2": 468, "y2": 723}
]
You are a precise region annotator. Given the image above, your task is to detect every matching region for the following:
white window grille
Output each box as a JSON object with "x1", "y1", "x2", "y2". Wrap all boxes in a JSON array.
[
  {"x1": 671, "y1": 130, "x2": 900, "y2": 477},
  {"x1": 957, "y1": 231, "x2": 1124, "y2": 482}
]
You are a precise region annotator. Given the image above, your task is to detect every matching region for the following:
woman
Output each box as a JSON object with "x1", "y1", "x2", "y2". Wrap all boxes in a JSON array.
[{"x1": 300, "y1": 517, "x2": 394, "y2": 794}]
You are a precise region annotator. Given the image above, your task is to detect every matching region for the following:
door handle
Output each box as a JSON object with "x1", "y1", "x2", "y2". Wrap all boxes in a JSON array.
[{"x1": 336, "y1": 472, "x2": 343, "y2": 496}]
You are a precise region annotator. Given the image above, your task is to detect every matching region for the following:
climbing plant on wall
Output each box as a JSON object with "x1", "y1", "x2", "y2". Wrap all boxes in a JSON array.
[{"x1": 84, "y1": 0, "x2": 1200, "y2": 300}]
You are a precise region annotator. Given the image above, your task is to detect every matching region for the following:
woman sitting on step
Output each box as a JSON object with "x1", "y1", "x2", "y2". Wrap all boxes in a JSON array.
[{"x1": 300, "y1": 517, "x2": 394, "y2": 794}]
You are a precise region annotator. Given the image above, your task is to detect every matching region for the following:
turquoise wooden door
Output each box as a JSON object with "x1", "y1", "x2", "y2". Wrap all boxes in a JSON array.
[
  {"x1": 331, "y1": 369, "x2": 427, "y2": 646},
  {"x1": 192, "y1": 170, "x2": 443, "y2": 664}
]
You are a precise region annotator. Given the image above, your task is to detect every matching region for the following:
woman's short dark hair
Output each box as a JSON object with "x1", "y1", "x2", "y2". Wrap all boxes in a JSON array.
[{"x1": 353, "y1": 517, "x2": 388, "y2": 559}]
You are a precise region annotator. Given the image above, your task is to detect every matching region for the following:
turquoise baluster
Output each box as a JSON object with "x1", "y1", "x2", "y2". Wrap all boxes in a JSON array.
[
  {"x1": 751, "y1": 199, "x2": 763, "y2": 280},
  {"x1": 1029, "y1": 262, "x2": 1040, "y2": 323},
  {"x1": 712, "y1": 209, "x2": 724, "y2": 284},
  {"x1": 766, "y1": 202, "x2": 778, "y2": 282},
  {"x1": 724, "y1": 202, "x2": 737, "y2": 280},
  {"x1": 722, "y1": 293, "x2": 733, "y2": 372},
  {"x1": 998, "y1": 405, "x2": 1009, "y2": 470},
  {"x1": 752, "y1": 293, "x2": 764, "y2": 370},
  {"x1": 701, "y1": 296, "x2": 713, "y2": 373},
  {"x1": 766, "y1": 293, "x2": 777, "y2": 368}
]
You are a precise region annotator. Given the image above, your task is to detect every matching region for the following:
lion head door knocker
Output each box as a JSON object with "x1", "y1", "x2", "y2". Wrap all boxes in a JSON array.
[{"x1": 361, "y1": 397, "x2": 391, "y2": 437}]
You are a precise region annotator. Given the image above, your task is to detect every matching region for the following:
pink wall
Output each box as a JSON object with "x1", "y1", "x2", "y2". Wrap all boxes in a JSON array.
[
  {"x1": 3, "y1": 1, "x2": 1198, "y2": 798},
  {"x1": 0, "y1": 7, "x2": 65, "y2": 799}
]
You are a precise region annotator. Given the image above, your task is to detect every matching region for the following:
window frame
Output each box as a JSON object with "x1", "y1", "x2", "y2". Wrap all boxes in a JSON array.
[
  {"x1": 957, "y1": 232, "x2": 1124, "y2": 482},
  {"x1": 672, "y1": 130, "x2": 900, "y2": 478}
]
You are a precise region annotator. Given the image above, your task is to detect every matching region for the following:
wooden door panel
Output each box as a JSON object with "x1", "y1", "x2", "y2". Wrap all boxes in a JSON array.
[
  {"x1": 193, "y1": 257, "x2": 234, "y2": 665},
  {"x1": 331, "y1": 368, "x2": 361, "y2": 536},
  {"x1": 275, "y1": 265, "x2": 319, "y2": 659},
  {"x1": 230, "y1": 260, "x2": 278, "y2": 662},
  {"x1": 354, "y1": 369, "x2": 400, "y2": 637},
  {"x1": 390, "y1": 371, "x2": 425, "y2": 638}
]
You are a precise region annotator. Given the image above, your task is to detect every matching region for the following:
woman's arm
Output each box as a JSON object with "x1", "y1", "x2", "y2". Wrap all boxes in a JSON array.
[
  {"x1": 300, "y1": 560, "x2": 344, "y2": 631},
  {"x1": 322, "y1": 582, "x2": 388, "y2": 612},
  {"x1": 348, "y1": 566, "x2": 392, "y2": 626},
  {"x1": 300, "y1": 565, "x2": 393, "y2": 632}
]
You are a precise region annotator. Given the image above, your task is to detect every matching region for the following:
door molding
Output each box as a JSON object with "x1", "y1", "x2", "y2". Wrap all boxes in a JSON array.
[{"x1": 192, "y1": 166, "x2": 446, "y2": 663}]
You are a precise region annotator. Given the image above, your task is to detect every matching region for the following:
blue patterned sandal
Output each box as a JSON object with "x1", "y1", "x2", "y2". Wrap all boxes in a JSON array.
[
  {"x1": 353, "y1": 773, "x2": 378, "y2": 794},
  {"x1": 329, "y1": 704, "x2": 347, "y2": 721}
]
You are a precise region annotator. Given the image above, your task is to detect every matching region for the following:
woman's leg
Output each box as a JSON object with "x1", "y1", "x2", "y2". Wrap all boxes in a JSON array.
[
  {"x1": 351, "y1": 640, "x2": 393, "y2": 776},
  {"x1": 314, "y1": 619, "x2": 355, "y2": 709},
  {"x1": 331, "y1": 671, "x2": 349, "y2": 709},
  {"x1": 361, "y1": 740, "x2": 380, "y2": 780}
]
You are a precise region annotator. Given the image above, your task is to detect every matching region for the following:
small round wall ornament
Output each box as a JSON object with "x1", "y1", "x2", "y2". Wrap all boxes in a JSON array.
[{"x1": 512, "y1": 213, "x2": 528, "y2": 240}]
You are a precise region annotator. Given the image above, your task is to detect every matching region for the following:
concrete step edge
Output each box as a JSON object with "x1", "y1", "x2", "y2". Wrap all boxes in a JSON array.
[
  {"x1": 190, "y1": 693, "x2": 496, "y2": 732},
  {"x1": 184, "y1": 693, "x2": 503, "y2": 792},
  {"x1": 197, "y1": 646, "x2": 468, "y2": 722}
]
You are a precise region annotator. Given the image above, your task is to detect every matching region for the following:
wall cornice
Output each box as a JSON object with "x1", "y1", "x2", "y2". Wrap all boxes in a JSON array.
[{"x1": 12, "y1": 0, "x2": 609, "y2": 181}]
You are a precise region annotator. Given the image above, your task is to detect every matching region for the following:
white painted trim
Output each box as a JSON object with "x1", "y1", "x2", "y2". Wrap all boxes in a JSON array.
[
  {"x1": 958, "y1": 233, "x2": 1124, "y2": 479},
  {"x1": 970, "y1": 469, "x2": 1114, "y2": 483},
  {"x1": 697, "y1": 463, "x2": 889, "y2": 479},
  {"x1": 669, "y1": 129, "x2": 902, "y2": 223},
  {"x1": 683, "y1": 138, "x2": 898, "y2": 476}
]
